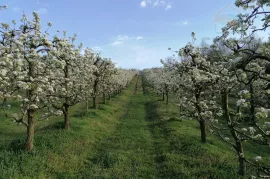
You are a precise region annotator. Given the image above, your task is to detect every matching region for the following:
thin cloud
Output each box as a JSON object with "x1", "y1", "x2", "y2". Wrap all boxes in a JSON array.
[
  {"x1": 110, "y1": 41, "x2": 123, "y2": 46},
  {"x1": 159, "y1": 1, "x2": 166, "y2": 6},
  {"x1": 153, "y1": 1, "x2": 159, "y2": 6},
  {"x1": 136, "y1": 36, "x2": 144, "y2": 40},
  {"x1": 116, "y1": 35, "x2": 130, "y2": 41},
  {"x1": 173, "y1": 21, "x2": 190, "y2": 26},
  {"x1": 140, "y1": 1, "x2": 147, "y2": 8},
  {"x1": 165, "y1": 4, "x2": 172, "y2": 10},
  {"x1": 152, "y1": 0, "x2": 166, "y2": 7},
  {"x1": 110, "y1": 35, "x2": 144, "y2": 46},
  {"x1": 140, "y1": 0, "x2": 172, "y2": 10},
  {"x1": 36, "y1": 0, "x2": 51, "y2": 7},
  {"x1": 35, "y1": 8, "x2": 48, "y2": 14}
]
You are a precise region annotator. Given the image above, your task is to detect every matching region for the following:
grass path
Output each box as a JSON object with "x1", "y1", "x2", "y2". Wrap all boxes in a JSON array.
[
  {"x1": 0, "y1": 76, "x2": 250, "y2": 178},
  {"x1": 80, "y1": 76, "x2": 241, "y2": 179},
  {"x1": 81, "y1": 76, "x2": 158, "y2": 178}
]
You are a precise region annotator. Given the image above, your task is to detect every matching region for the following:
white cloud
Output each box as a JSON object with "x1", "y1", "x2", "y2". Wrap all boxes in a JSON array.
[
  {"x1": 35, "y1": 8, "x2": 48, "y2": 14},
  {"x1": 136, "y1": 36, "x2": 144, "y2": 40},
  {"x1": 160, "y1": 1, "x2": 166, "y2": 6},
  {"x1": 165, "y1": 4, "x2": 172, "y2": 10},
  {"x1": 110, "y1": 41, "x2": 123, "y2": 46},
  {"x1": 116, "y1": 35, "x2": 130, "y2": 41},
  {"x1": 106, "y1": 45, "x2": 166, "y2": 69},
  {"x1": 172, "y1": 21, "x2": 190, "y2": 26},
  {"x1": 110, "y1": 35, "x2": 144, "y2": 46},
  {"x1": 140, "y1": 1, "x2": 147, "y2": 8},
  {"x1": 103, "y1": 39, "x2": 171, "y2": 69},
  {"x1": 140, "y1": 0, "x2": 172, "y2": 10},
  {"x1": 153, "y1": 1, "x2": 159, "y2": 6},
  {"x1": 183, "y1": 21, "x2": 188, "y2": 25}
]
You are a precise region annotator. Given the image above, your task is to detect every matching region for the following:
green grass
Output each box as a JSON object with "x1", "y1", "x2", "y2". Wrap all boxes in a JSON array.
[
  {"x1": 0, "y1": 76, "x2": 267, "y2": 178},
  {"x1": 0, "y1": 80, "x2": 135, "y2": 178},
  {"x1": 143, "y1": 86, "x2": 240, "y2": 179}
]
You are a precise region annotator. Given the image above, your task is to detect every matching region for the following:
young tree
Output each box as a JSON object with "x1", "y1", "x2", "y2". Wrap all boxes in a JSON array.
[
  {"x1": 1, "y1": 13, "x2": 63, "y2": 151},
  {"x1": 48, "y1": 33, "x2": 93, "y2": 129},
  {"x1": 215, "y1": 0, "x2": 270, "y2": 175},
  {"x1": 80, "y1": 48, "x2": 97, "y2": 112},
  {"x1": 92, "y1": 57, "x2": 115, "y2": 109}
]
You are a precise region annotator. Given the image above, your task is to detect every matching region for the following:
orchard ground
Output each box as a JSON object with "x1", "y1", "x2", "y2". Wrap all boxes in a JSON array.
[{"x1": 0, "y1": 76, "x2": 267, "y2": 178}]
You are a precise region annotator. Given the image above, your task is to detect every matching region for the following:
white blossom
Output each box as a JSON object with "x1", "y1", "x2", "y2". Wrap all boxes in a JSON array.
[{"x1": 255, "y1": 156, "x2": 262, "y2": 162}]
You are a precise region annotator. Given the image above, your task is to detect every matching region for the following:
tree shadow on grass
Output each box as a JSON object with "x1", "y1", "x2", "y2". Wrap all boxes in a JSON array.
[
  {"x1": 144, "y1": 94, "x2": 239, "y2": 179},
  {"x1": 144, "y1": 100, "x2": 175, "y2": 178}
]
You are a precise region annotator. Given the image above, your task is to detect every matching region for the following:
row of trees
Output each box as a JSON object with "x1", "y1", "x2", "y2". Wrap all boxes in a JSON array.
[
  {"x1": 0, "y1": 12, "x2": 138, "y2": 151},
  {"x1": 143, "y1": 0, "x2": 270, "y2": 177}
]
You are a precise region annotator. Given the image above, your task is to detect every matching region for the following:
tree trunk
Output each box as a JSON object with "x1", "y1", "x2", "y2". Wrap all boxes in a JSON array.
[
  {"x1": 194, "y1": 91, "x2": 206, "y2": 143},
  {"x1": 93, "y1": 79, "x2": 99, "y2": 109},
  {"x1": 237, "y1": 142, "x2": 246, "y2": 176},
  {"x1": 86, "y1": 99, "x2": 89, "y2": 112},
  {"x1": 162, "y1": 92, "x2": 165, "y2": 101},
  {"x1": 165, "y1": 85, "x2": 169, "y2": 105},
  {"x1": 166, "y1": 92, "x2": 169, "y2": 105},
  {"x1": 93, "y1": 97, "x2": 96, "y2": 108},
  {"x1": 25, "y1": 62, "x2": 35, "y2": 151},
  {"x1": 103, "y1": 93, "x2": 106, "y2": 104},
  {"x1": 249, "y1": 83, "x2": 255, "y2": 124},
  {"x1": 93, "y1": 96, "x2": 98, "y2": 110},
  {"x1": 25, "y1": 109, "x2": 35, "y2": 151},
  {"x1": 63, "y1": 104, "x2": 70, "y2": 130},
  {"x1": 223, "y1": 90, "x2": 246, "y2": 176},
  {"x1": 199, "y1": 120, "x2": 207, "y2": 143},
  {"x1": 179, "y1": 103, "x2": 181, "y2": 116}
]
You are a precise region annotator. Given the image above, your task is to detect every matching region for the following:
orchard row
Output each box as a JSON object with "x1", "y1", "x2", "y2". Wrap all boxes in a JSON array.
[
  {"x1": 143, "y1": 0, "x2": 270, "y2": 177},
  {"x1": 0, "y1": 12, "x2": 138, "y2": 151}
]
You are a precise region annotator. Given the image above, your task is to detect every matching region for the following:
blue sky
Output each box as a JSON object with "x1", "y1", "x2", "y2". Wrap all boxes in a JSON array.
[{"x1": 0, "y1": 0, "x2": 247, "y2": 69}]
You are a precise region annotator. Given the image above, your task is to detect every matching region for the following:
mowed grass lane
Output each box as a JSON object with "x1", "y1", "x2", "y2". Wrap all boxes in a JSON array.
[
  {"x1": 1, "y1": 76, "x2": 251, "y2": 179},
  {"x1": 81, "y1": 76, "x2": 158, "y2": 178}
]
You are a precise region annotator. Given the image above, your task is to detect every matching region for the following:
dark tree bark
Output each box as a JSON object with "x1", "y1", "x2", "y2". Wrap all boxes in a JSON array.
[
  {"x1": 249, "y1": 83, "x2": 256, "y2": 124},
  {"x1": 63, "y1": 103, "x2": 70, "y2": 130},
  {"x1": 165, "y1": 84, "x2": 169, "y2": 105},
  {"x1": 25, "y1": 109, "x2": 35, "y2": 151},
  {"x1": 237, "y1": 142, "x2": 246, "y2": 176},
  {"x1": 179, "y1": 103, "x2": 182, "y2": 116},
  {"x1": 223, "y1": 90, "x2": 246, "y2": 176},
  {"x1": 93, "y1": 96, "x2": 99, "y2": 110},
  {"x1": 195, "y1": 91, "x2": 207, "y2": 143},
  {"x1": 93, "y1": 79, "x2": 99, "y2": 109},
  {"x1": 86, "y1": 99, "x2": 89, "y2": 112},
  {"x1": 25, "y1": 62, "x2": 35, "y2": 151},
  {"x1": 103, "y1": 92, "x2": 106, "y2": 104},
  {"x1": 199, "y1": 120, "x2": 207, "y2": 143},
  {"x1": 166, "y1": 92, "x2": 169, "y2": 105}
]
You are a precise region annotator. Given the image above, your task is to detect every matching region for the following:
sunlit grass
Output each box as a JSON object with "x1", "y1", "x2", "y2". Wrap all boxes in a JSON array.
[{"x1": 0, "y1": 77, "x2": 267, "y2": 178}]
